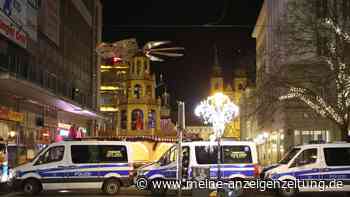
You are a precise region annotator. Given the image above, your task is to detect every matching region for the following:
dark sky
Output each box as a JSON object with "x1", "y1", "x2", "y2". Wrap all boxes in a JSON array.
[{"x1": 101, "y1": 0, "x2": 263, "y2": 125}]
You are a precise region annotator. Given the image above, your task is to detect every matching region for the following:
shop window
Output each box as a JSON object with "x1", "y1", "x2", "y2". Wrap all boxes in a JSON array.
[
  {"x1": 120, "y1": 110, "x2": 127, "y2": 129},
  {"x1": 148, "y1": 110, "x2": 156, "y2": 129},
  {"x1": 134, "y1": 84, "x2": 142, "y2": 99},
  {"x1": 131, "y1": 109, "x2": 143, "y2": 130}
]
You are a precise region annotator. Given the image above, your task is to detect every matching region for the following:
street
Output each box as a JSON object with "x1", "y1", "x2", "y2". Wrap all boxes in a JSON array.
[{"x1": 0, "y1": 187, "x2": 349, "y2": 197}]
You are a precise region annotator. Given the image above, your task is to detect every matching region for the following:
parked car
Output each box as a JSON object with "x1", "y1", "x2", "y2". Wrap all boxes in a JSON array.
[
  {"x1": 12, "y1": 140, "x2": 134, "y2": 195},
  {"x1": 136, "y1": 140, "x2": 259, "y2": 195},
  {"x1": 262, "y1": 142, "x2": 350, "y2": 196}
]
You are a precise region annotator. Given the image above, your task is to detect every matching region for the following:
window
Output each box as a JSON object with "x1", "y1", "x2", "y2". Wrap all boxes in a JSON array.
[
  {"x1": 291, "y1": 148, "x2": 317, "y2": 167},
  {"x1": 159, "y1": 146, "x2": 177, "y2": 166},
  {"x1": 99, "y1": 145, "x2": 128, "y2": 163},
  {"x1": 324, "y1": 148, "x2": 350, "y2": 166},
  {"x1": 131, "y1": 109, "x2": 144, "y2": 130},
  {"x1": 195, "y1": 146, "x2": 218, "y2": 164},
  {"x1": 35, "y1": 146, "x2": 65, "y2": 165},
  {"x1": 148, "y1": 110, "x2": 156, "y2": 129},
  {"x1": 120, "y1": 110, "x2": 127, "y2": 129},
  {"x1": 71, "y1": 145, "x2": 99, "y2": 164},
  {"x1": 222, "y1": 146, "x2": 252, "y2": 164},
  {"x1": 71, "y1": 145, "x2": 128, "y2": 164},
  {"x1": 134, "y1": 84, "x2": 142, "y2": 99},
  {"x1": 279, "y1": 148, "x2": 300, "y2": 164}
]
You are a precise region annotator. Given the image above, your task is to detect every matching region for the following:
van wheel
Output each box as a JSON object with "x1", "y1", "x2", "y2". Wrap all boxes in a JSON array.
[
  {"x1": 23, "y1": 179, "x2": 42, "y2": 195},
  {"x1": 103, "y1": 179, "x2": 120, "y2": 195},
  {"x1": 278, "y1": 180, "x2": 298, "y2": 197}
]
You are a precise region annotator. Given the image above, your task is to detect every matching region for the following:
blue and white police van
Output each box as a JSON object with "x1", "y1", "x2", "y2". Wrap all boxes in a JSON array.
[
  {"x1": 136, "y1": 140, "x2": 259, "y2": 194},
  {"x1": 11, "y1": 140, "x2": 134, "y2": 195},
  {"x1": 262, "y1": 142, "x2": 350, "y2": 196}
]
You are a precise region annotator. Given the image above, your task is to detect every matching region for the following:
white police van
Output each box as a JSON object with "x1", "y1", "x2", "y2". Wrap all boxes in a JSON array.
[
  {"x1": 11, "y1": 140, "x2": 134, "y2": 195},
  {"x1": 262, "y1": 142, "x2": 350, "y2": 196},
  {"x1": 136, "y1": 140, "x2": 259, "y2": 194}
]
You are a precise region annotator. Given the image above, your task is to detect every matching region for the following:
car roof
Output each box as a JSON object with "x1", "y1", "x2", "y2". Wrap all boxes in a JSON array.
[
  {"x1": 295, "y1": 142, "x2": 350, "y2": 149},
  {"x1": 49, "y1": 140, "x2": 132, "y2": 146},
  {"x1": 182, "y1": 140, "x2": 256, "y2": 147}
]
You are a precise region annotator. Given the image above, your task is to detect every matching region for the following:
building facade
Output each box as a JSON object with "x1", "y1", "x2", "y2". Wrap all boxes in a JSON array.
[
  {"x1": 0, "y1": 0, "x2": 103, "y2": 157},
  {"x1": 249, "y1": 0, "x2": 349, "y2": 165}
]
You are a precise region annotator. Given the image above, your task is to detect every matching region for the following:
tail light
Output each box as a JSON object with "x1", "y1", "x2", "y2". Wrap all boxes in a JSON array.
[{"x1": 253, "y1": 164, "x2": 261, "y2": 177}]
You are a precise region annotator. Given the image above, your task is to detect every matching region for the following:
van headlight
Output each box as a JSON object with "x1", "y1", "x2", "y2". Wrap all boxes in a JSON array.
[{"x1": 9, "y1": 169, "x2": 17, "y2": 180}]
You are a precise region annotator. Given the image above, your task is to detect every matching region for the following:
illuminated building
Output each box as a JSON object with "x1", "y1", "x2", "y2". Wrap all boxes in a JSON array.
[
  {"x1": 99, "y1": 53, "x2": 176, "y2": 162},
  {"x1": 0, "y1": 1, "x2": 104, "y2": 155}
]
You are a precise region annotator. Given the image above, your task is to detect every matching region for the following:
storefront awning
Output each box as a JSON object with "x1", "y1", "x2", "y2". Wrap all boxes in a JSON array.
[{"x1": 0, "y1": 73, "x2": 105, "y2": 120}]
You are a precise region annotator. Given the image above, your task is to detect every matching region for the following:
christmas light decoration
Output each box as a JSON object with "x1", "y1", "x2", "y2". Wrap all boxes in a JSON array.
[
  {"x1": 195, "y1": 92, "x2": 239, "y2": 140},
  {"x1": 280, "y1": 18, "x2": 350, "y2": 132},
  {"x1": 96, "y1": 39, "x2": 184, "y2": 62}
]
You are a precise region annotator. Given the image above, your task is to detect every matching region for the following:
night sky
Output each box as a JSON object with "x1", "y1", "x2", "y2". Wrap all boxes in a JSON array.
[{"x1": 101, "y1": 0, "x2": 263, "y2": 124}]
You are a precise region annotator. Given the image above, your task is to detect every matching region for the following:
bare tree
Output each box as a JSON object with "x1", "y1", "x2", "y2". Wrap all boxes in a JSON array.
[
  {"x1": 276, "y1": 0, "x2": 350, "y2": 141},
  {"x1": 243, "y1": 0, "x2": 350, "y2": 141}
]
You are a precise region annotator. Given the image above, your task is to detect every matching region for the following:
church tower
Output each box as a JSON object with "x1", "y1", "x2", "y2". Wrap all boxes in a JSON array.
[
  {"x1": 210, "y1": 45, "x2": 224, "y2": 94},
  {"x1": 118, "y1": 53, "x2": 161, "y2": 136}
]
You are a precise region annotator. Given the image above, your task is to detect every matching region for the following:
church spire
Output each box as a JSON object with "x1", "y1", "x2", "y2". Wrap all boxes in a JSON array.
[{"x1": 212, "y1": 44, "x2": 222, "y2": 77}]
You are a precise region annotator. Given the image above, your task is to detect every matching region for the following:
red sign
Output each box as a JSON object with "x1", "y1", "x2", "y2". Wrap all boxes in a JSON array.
[
  {"x1": 0, "y1": 12, "x2": 27, "y2": 48},
  {"x1": 0, "y1": 106, "x2": 24, "y2": 123}
]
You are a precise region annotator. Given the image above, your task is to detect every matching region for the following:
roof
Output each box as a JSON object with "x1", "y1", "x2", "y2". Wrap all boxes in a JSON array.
[
  {"x1": 295, "y1": 142, "x2": 350, "y2": 149},
  {"x1": 182, "y1": 140, "x2": 256, "y2": 146}
]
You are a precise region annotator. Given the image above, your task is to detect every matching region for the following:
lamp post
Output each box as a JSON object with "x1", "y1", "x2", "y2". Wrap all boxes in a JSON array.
[{"x1": 195, "y1": 92, "x2": 239, "y2": 181}]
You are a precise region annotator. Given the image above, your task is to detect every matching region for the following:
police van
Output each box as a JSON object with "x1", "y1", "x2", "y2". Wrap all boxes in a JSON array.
[
  {"x1": 262, "y1": 142, "x2": 350, "y2": 196},
  {"x1": 136, "y1": 140, "x2": 259, "y2": 194},
  {"x1": 11, "y1": 140, "x2": 134, "y2": 195}
]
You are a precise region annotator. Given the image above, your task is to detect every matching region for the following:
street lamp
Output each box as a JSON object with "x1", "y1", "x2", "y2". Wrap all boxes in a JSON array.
[{"x1": 195, "y1": 92, "x2": 239, "y2": 180}]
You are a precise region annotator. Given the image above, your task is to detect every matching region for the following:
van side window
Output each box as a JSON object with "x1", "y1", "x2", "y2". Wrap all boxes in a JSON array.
[
  {"x1": 195, "y1": 146, "x2": 218, "y2": 164},
  {"x1": 324, "y1": 148, "x2": 350, "y2": 166},
  {"x1": 100, "y1": 145, "x2": 128, "y2": 163},
  {"x1": 71, "y1": 145, "x2": 128, "y2": 164},
  {"x1": 222, "y1": 146, "x2": 252, "y2": 164},
  {"x1": 35, "y1": 146, "x2": 65, "y2": 165},
  {"x1": 71, "y1": 145, "x2": 99, "y2": 164},
  {"x1": 290, "y1": 148, "x2": 317, "y2": 168}
]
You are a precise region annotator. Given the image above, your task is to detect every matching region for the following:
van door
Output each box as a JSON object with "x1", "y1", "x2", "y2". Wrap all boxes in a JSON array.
[
  {"x1": 288, "y1": 148, "x2": 319, "y2": 181},
  {"x1": 322, "y1": 147, "x2": 350, "y2": 184},
  {"x1": 67, "y1": 145, "x2": 100, "y2": 189},
  {"x1": 33, "y1": 145, "x2": 67, "y2": 190}
]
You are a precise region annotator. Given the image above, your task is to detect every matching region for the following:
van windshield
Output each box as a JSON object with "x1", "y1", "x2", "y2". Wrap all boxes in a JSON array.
[
  {"x1": 279, "y1": 148, "x2": 300, "y2": 164},
  {"x1": 195, "y1": 145, "x2": 253, "y2": 164}
]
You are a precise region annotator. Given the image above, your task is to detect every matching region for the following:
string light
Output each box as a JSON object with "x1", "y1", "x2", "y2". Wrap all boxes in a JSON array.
[
  {"x1": 279, "y1": 18, "x2": 350, "y2": 127},
  {"x1": 195, "y1": 92, "x2": 239, "y2": 140}
]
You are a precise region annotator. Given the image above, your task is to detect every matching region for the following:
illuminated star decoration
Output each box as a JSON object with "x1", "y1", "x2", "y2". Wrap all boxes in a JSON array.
[
  {"x1": 96, "y1": 39, "x2": 184, "y2": 62},
  {"x1": 195, "y1": 93, "x2": 239, "y2": 141}
]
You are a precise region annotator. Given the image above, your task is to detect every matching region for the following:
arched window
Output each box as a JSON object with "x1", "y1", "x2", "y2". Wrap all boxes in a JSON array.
[
  {"x1": 120, "y1": 110, "x2": 127, "y2": 129},
  {"x1": 148, "y1": 110, "x2": 156, "y2": 129},
  {"x1": 131, "y1": 109, "x2": 144, "y2": 130},
  {"x1": 134, "y1": 84, "x2": 142, "y2": 99}
]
